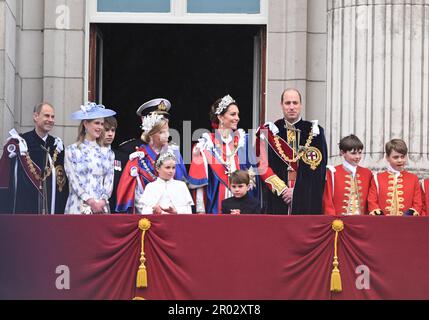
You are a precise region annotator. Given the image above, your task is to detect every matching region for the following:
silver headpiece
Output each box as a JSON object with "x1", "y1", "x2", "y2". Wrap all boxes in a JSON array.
[
  {"x1": 155, "y1": 152, "x2": 176, "y2": 169},
  {"x1": 215, "y1": 94, "x2": 236, "y2": 115},
  {"x1": 141, "y1": 113, "x2": 164, "y2": 132}
]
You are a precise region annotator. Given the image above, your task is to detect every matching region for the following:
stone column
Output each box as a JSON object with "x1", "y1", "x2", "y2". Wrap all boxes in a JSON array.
[
  {"x1": 267, "y1": 0, "x2": 327, "y2": 126},
  {"x1": 0, "y1": 0, "x2": 17, "y2": 145},
  {"x1": 43, "y1": 0, "x2": 85, "y2": 146},
  {"x1": 326, "y1": 0, "x2": 429, "y2": 176},
  {"x1": 15, "y1": 0, "x2": 45, "y2": 134}
]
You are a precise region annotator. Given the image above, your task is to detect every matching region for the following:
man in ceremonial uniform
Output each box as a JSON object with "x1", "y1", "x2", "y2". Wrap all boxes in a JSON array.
[
  {"x1": 0, "y1": 103, "x2": 68, "y2": 214},
  {"x1": 256, "y1": 88, "x2": 327, "y2": 214}
]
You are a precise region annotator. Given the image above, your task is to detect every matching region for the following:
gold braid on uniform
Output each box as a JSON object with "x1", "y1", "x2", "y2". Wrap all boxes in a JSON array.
[
  {"x1": 266, "y1": 175, "x2": 288, "y2": 196},
  {"x1": 25, "y1": 150, "x2": 59, "y2": 182},
  {"x1": 273, "y1": 131, "x2": 315, "y2": 164}
]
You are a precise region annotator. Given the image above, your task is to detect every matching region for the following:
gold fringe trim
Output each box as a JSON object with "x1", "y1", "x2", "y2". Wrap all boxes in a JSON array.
[
  {"x1": 137, "y1": 218, "x2": 151, "y2": 288},
  {"x1": 330, "y1": 220, "x2": 344, "y2": 293}
]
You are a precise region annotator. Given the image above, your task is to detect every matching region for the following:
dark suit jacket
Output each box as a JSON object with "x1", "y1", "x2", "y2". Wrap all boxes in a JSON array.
[{"x1": 221, "y1": 194, "x2": 262, "y2": 214}]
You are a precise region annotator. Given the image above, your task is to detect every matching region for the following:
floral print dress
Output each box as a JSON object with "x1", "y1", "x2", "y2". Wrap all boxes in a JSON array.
[{"x1": 64, "y1": 140, "x2": 114, "y2": 214}]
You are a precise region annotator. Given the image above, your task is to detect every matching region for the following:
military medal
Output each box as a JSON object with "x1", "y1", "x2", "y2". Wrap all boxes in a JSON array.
[
  {"x1": 55, "y1": 165, "x2": 66, "y2": 192},
  {"x1": 301, "y1": 146, "x2": 322, "y2": 170},
  {"x1": 114, "y1": 160, "x2": 122, "y2": 171}
]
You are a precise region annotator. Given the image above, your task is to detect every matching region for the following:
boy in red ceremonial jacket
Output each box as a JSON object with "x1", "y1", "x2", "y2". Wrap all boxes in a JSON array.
[
  {"x1": 323, "y1": 134, "x2": 372, "y2": 215},
  {"x1": 368, "y1": 139, "x2": 422, "y2": 216}
]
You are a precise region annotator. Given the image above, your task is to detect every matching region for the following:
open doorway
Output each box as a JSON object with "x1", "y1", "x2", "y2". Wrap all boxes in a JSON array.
[{"x1": 90, "y1": 23, "x2": 265, "y2": 150}]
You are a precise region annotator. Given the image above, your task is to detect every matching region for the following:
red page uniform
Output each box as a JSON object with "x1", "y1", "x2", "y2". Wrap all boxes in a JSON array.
[
  {"x1": 323, "y1": 163, "x2": 372, "y2": 215},
  {"x1": 368, "y1": 170, "x2": 422, "y2": 216}
]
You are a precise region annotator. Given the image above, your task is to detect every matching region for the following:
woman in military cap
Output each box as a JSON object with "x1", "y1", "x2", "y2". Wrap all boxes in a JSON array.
[{"x1": 115, "y1": 98, "x2": 187, "y2": 213}]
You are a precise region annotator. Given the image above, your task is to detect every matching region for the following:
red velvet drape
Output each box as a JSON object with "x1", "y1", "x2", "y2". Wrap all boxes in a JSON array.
[{"x1": 1, "y1": 215, "x2": 428, "y2": 299}]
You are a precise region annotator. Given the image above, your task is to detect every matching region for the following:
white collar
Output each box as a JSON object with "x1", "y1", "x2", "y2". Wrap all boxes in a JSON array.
[
  {"x1": 342, "y1": 160, "x2": 357, "y2": 177},
  {"x1": 156, "y1": 177, "x2": 174, "y2": 184},
  {"x1": 387, "y1": 164, "x2": 402, "y2": 177}
]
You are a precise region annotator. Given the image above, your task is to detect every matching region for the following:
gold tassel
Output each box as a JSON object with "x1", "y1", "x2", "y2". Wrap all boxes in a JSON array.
[
  {"x1": 137, "y1": 218, "x2": 151, "y2": 288},
  {"x1": 330, "y1": 219, "x2": 344, "y2": 293}
]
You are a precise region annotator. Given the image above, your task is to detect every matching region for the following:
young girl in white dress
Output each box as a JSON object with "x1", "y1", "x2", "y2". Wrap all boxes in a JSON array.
[
  {"x1": 139, "y1": 152, "x2": 194, "y2": 214},
  {"x1": 64, "y1": 103, "x2": 116, "y2": 214}
]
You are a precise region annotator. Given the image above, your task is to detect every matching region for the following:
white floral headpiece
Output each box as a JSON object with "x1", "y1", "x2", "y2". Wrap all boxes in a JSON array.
[
  {"x1": 141, "y1": 113, "x2": 164, "y2": 132},
  {"x1": 215, "y1": 94, "x2": 236, "y2": 115},
  {"x1": 80, "y1": 102, "x2": 104, "y2": 114},
  {"x1": 71, "y1": 102, "x2": 115, "y2": 120},
  {"x1": 155, "y1": 152, "x2": 176, "y2": 169}
]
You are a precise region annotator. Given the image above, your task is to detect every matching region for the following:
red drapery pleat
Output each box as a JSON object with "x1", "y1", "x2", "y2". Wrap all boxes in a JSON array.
[{"x1": 1, "y1": 215, "x2": 429, "y2": 300}]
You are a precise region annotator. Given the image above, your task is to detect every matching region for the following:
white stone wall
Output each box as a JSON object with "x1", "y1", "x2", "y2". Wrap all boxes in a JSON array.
[
  {"x1": 3, "y1": 0, "x2": 329, "y2": 151},
  {"x1": 0, "y1": 0, "x2": 85, "y2": 150},
  {"x1": 0, "y1": 0, "x2": 17, "y2": 145},
  {"x1": 43, "y1": 0, "x2": 85, "y2": 147},
  {"x1": 266, "y1": 0, "x2": 328, "y2": 127},
  {"x1": 326, "y1": 0, "x2": 429, "y2": 177},
  {"x1": 16, "y1": 0, "x2": 44, "y2": 135}
]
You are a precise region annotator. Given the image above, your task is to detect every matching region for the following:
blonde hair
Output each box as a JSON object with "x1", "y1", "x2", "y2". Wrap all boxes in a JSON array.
[
  {"x1": 76, "y1": 120, "x2": 103, "y2": 146},
  {"x1": 141, "y1": 118, "x2": 169, "y2": 144}
]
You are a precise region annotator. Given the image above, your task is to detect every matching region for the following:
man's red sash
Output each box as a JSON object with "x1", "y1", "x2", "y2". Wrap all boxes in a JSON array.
[
  {"x1": 256, "y1": 126, "x2": 298, "y2": 171},
  {"x1": 0, "y1": 139, "x2": 42, "y2": 194}
]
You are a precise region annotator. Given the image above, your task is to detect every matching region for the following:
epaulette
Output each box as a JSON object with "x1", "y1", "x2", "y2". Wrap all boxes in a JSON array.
[{"x1": 119, "y1": 138, "x2": 136, "y2": 147}]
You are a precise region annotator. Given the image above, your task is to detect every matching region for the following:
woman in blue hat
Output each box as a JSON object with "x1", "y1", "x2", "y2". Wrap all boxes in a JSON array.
[{"x1": 64, "y1": 103, "x2": 116, "y2": 214}]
